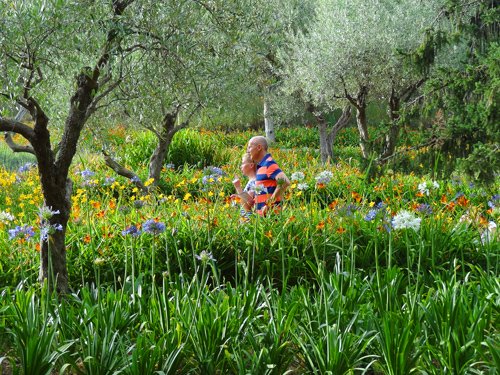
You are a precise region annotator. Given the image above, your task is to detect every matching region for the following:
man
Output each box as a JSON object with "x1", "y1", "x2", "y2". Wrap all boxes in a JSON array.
[{"x1": 246, "y1": 136, "x2": 290, "y2": 216}]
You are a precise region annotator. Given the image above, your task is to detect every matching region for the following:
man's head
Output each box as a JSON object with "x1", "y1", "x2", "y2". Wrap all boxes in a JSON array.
[{"x1": 247, "y1": 136, "x2": 268, "y2": 162}]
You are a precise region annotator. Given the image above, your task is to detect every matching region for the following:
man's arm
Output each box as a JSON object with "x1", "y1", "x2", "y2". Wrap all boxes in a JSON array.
[{"x1": 269, "y1": 171, "x2": 290, "y2": 204}]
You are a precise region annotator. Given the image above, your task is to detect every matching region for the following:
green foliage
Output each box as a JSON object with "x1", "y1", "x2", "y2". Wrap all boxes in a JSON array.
[
  {"x1": 167, "y1": 129, "x2": 230, "y2": 168},
  {"x1": 458, "y1": 143, "x2": 500, "y2": 185}
]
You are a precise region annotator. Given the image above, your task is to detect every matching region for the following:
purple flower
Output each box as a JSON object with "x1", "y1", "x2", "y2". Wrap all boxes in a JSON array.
[
  {"x1": 40, "y1": 223, "x2": 64, "y2": 241},
  {"x1": 18, "y1": 162, "x2": 36, "y2": 173},
  {"x1": 195, "y1": 250, "x2": 216, "y2": 264},
  {"x1": 133, "y1": 200, "x2": 145, "y2": 209},
  {"x1": 8, "y1": 225, "x2": 35, "y2": 240},
  {"x1": 104, "y1": 177, "x2": 116, "y2": 185},
  {"x1": 364, "y1": 209, "x2": 378, "y2": 221},
  {"x1": 416, "y1": 203, "x2": 433, "y2": 215},
  {"x1": 142, "y1": 219, "x2": 166, "y2": 235},
  {"x1": 80, "y1": 170, "x2": 95, "y2": 179},
  {"x1": 204, "y1": 166, "x2": 225, "y2": 176},
  {"x1": 130, "y1": 175, "x2": 141, "y2": 183},
  {"x1": 121, "y1": 224, "x2": 142, "y2": 237}
]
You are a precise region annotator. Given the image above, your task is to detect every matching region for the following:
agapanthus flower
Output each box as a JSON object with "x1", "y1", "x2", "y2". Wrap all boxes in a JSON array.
[
  {"x1": 142, "y1": 219, "x2": 166, "y2": 235},
  {"x1": 130, "y1": 175, "x2": 141, "y2": 183},
  {"x1": 38, "y1": 206, "x2": 60, "y2": 221},
  {"x1": 418, "y1": 180, "x2": 439, "y2": 196},
  {"x1": 392, "y1": 210, "x2": 421, "y2": 231},
  {"x1": 481, "y1": 221, "x2": 497, "y2": 245},
  {"x1": 0, "y1": 211, "x2": 15, "y2": 223},
  {"x1": 8, "y1": 225, "x2": 35, "y2": 240},
  {"x1": 80, "y1": 170, "x2": 95, "y2": 179},
  {"x1": 297, "y1": 183, "x2": 309, "y2": 191},
  {"x1": 133, "y1": 200, "x2": 146, "y2": 209},
  {"x1": 204, "y1": 166, "x2": 226, "y2": 176},
  {"x1": 40, "y1": 223, "x2": 64, "y2": 241},
  {"x1": 18, "y1": 162, "x2": 36, "y2": 173},
  {"x1": 195, "y1": 250, "x2": 216, "y2": 264},
  {"x1": 315, "y1": 170, "x2": 333, "y2": 185},
  {"x1": 291, "y1": 171, "x2": 305, "y2": 182},
  {"x1": 121, "y1": 224, "x2": 142, "y2": 237},
  {"x1": 104, "y1": 177, "x2": 116, "y2": 185},
  {"x1": 416, "y1": 203, "x2": 433, "y2": 215},
  {"x1": 364, "y1": 209, "x2": 378, "y2": 221}
]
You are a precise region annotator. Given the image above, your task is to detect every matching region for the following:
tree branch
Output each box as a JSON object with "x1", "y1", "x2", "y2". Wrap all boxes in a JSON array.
[
  {"x1": 3, "y1": 132, "x2": 35, "y2": 154},
  {"x1": 102, "y1": 150, "x2": 146, "y2": 191},
  {"x1": 0, "y1": 118, "x2": 35, "y2": 141}
]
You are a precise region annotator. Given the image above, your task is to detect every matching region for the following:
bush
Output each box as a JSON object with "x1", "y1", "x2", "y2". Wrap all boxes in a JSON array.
[{"x1": 167, "y1": 129, "x2": 229, "y2": 168}]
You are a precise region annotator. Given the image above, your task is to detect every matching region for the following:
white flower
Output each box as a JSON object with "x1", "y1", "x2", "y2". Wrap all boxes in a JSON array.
[
  {"x1": 291, "y1": 171, "x2": 305, "y2": 182},
  {"x1": 481, "y1": 221, "x2": 497, "y2": 245},
  {"x1": 417, "y1": 182, "x2": 429, "y2": 196},
  {"x1": 297, "y1": 183, "x2": 309, "y2": 191},
  {"x1": 315, "y1": 170, "x2": 334, "y2": 184},
  {"x1": 392, "y1": 210, "x2": 421, "y2": 231},
  {"x1": 418, "y1": 180, "x2": 439, "y2": 196},
  {"x1": 0, "y1": 211, "x2": 15, "y2": 223},
  {"x1": 38, "y1": 206, "x2": 60, "y2": 221}
]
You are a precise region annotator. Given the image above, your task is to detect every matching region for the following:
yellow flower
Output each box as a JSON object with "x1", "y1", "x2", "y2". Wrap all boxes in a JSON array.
[
  {"x1": 369, "y1": 201, "x2": 375, "y2": 207},
  {"x1": 208, "y1": 191, "x2": 214, "y2": 197},
  {"x1": 132, "y1": 187, "x2": 139, "y2": 193},
  {"x1": 183, "y1": 193, "x2": 192, "y2": 201},
  {"x1": 144, "y1": 178, "x2": 155, "y2": 187},
  {"x1": 190, "y1": 177, "x2": 197, "y2": 184},
  {"x1": 219, "y1": 191, "x2": 225, "y2": 197}
]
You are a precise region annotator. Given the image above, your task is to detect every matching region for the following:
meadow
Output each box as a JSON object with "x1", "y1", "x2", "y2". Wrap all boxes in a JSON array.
[{"x1": 0, "y1": 126, "x2": 498, "y2": 374}]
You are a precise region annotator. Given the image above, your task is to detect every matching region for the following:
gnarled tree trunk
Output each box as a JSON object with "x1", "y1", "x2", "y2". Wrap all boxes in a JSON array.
[{"x1": 309, "y1": 104, "x2": 352, "y2": 163}]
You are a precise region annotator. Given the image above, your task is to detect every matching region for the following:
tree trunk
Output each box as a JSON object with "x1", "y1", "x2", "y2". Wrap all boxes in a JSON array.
[
  {"x1": 352, "y1": 87, "x2": 370, "y2": 159},
  {"x1": 263, "y1": 99, "x2": 275, "y2": 143},
  {"x1": 148, "y1": 112, "x2": 178, "y2": 183},
  {"x1": 308, "y1": 104, "x2": 352, "y2": 164},
  {"x1": 379, "y1": 90, "x2": 401, "y2": 163}
]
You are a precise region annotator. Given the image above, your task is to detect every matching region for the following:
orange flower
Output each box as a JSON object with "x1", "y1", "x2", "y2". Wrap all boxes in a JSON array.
[
  {"x1": 109, "y1": 200, "x2": 116, "y2": 210},
  {"x1": 336, "y1": 227, "x2": 346, "y2": 234},
  {"x1": 91, "y1": 200, "x2": 101, "y2": 210},
  {"x1": 285, "y1": 215, "x2": 296, "y2": 225},
  {"x1": 265, "y1": 230, "x2": 273, "y2": 239},
  {"x1": 456, "y1": 195, "x2": 469, "y2": 207},
  {"x1": 316, "y1": 221, "x2": 325, "y2": 230},
  {"x1": 84, "y1": 234, "x2": 91, "y2": 243},
  {"x1": 446, "y1": 202, "x2": 455, "y2": 211},
  {"x1": 416, "y1": 192, "x2": 425, "y2": 198},
  {"x1": 35, "y1": 243, "x2": 41, "y2": 252},
  {"x1": 96, "y1": 210, "x2": 106, "y2": 218},
  {"x1": 440, "y1": 194, "x2": 448, "y2": 204},
  {"x1": 328, "y1": 200, "x2": 338, "y2": 210},
  {"x1": 317, "y1": 183, "x2": 326, "y2": 189},
  {"x1": 351, "y1": 191, "x2": 362, "y2": 203}
]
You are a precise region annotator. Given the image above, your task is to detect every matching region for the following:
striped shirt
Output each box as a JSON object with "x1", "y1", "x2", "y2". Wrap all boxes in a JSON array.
[{"x1": 255, "y1": 153, "x2": 283, "y2": 214}]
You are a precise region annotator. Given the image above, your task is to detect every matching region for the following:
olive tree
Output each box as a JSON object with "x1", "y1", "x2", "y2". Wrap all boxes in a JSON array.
[
  {"x1": 280, "y1": 0, "x2": 445, "y2": 162},
  {"x1": 0, "y1": 0, "x2": 138, "y2": 293}
]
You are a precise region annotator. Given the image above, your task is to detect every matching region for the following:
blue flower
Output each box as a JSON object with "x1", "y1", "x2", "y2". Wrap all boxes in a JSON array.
[
  {"x1": 8, "y1": 225, "x2": 35, "y2": 240},
  {"x1": 18, "y1": 162, "x2": 36, "y2": 173},
  {"x1": 142, "y1": 219, "x2": 166, "y2": 235},
  {"x1": 80, "y1": 170, "x2": 95, "y2": 179},
  {"x1": 121, "y1": 224, "x2": 142, "y2": 237},
  {"x1": 204, "y1": 166, "x2": 225, "y2": 176},
  {"x1": 416, "y1": 203, "x2": 433, "y2": 215},
  {"x1": 364, "y1": 209, "x2": 378, "y2": 221}
]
